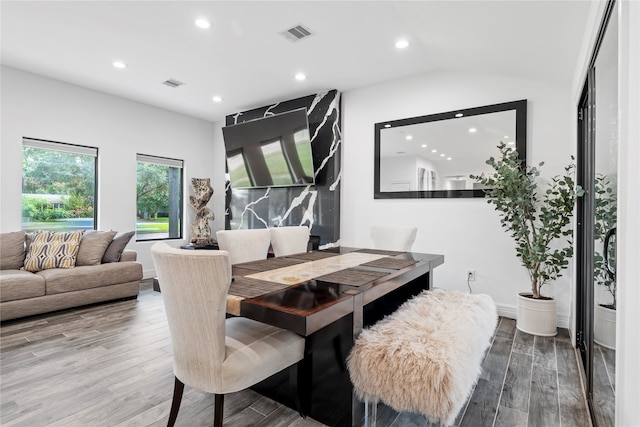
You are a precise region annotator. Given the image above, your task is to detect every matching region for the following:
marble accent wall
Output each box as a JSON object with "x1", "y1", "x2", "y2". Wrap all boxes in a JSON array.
[{"x1": 224, "y1": 90, "x2": 341, "y2": 247}]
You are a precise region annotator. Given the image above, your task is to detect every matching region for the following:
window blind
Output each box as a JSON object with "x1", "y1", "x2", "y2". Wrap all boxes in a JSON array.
[
  {"x1": 23, "y1": 138, "x2": 98, "y2": 157},
  {"x1": 136, "y1": 154, "x2": 183, "y2": 168}
]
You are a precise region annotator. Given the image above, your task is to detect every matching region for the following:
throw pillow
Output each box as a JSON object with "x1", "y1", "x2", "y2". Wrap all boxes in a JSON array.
[
  {"x1": 0, "y1": 231, "x2": 26, "y2": 270},
  {"x1": 102, "y1": 231, "x2": 135, "y2": 263},
  {"x1": 76, "y1": 230, "x2": 118, "y2": 266},
  {"x1": 23, "y1": 230, "x2": 85, "y2": 272}
]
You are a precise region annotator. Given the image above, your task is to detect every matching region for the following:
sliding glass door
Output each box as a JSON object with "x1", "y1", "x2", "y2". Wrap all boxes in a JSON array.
[{"x1": 576, "y1": 2, "x2": 618, "y2": 426}]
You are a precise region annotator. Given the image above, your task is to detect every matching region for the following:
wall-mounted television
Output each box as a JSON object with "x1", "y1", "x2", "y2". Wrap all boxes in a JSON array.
[{"x1": 222, "y1": 108, "x2": 315, "y2": 189}]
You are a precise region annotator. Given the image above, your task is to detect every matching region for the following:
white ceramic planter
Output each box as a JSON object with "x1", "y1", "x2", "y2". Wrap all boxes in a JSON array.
[
  {"x1": 594, "y1": 304, "x2": 616, "y2": 350},
  {"x1": 516, "y1": 292, "x2": 557, "y2": 336}
]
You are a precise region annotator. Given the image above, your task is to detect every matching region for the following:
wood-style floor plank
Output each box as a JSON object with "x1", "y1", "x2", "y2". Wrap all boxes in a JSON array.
[
  {"x1": 528, "y1": 362, "x2": 560, "y2": 427},
  {"x1": 498, "y1": 351, "x2": 532, "y2": 412},
  {"x1": 1, "y1": 283, "x2": 593, "y2": 427}
]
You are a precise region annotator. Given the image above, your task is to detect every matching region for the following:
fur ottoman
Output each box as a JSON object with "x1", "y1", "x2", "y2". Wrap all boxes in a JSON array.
[{"x1": 347, "y1": 288, "x2": 498, "y2": 426}]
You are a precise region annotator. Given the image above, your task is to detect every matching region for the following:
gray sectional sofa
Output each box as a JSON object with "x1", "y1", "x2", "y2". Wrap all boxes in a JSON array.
[{"x1": 0, "y1": 230, "x2": 142, "y2": 321}]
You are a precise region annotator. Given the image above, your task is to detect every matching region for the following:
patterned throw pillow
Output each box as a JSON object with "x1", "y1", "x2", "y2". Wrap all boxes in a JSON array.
[{"x1": 23, "y1": 230, "x2": 85, "y2": 272}]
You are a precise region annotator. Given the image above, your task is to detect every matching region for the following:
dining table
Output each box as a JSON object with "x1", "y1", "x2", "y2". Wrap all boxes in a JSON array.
[{"x1": 225, "y1": 246, "x2": 445, "y2": 427}]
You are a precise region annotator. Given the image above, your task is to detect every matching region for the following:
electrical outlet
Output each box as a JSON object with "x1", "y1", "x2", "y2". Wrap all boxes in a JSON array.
[{"x1": 467, "y1": 270, "x2": 476, "y2": 281}]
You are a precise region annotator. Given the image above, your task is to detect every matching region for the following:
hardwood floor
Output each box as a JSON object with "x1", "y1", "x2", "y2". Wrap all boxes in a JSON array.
[{"x1": 1, "y1": 282, "x2": 591, "y2": 426}]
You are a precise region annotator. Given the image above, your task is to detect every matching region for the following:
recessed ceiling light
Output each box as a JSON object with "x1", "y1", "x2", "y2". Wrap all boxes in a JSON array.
[
  {"x1": 295, "y1": 72, "x2": 306, "y2": 81},
  {"x1": 507, "y1": 141, "x2": 515, "y2": 145},
  {"x1": 431, "y1": 149, "x2": 437, "y2": 153},
  {"x1": 195, "y1": 19, "x2": 211, "y2": 29},
  {"x1": 406, "y1": 135, "x2": 413, "y2": 140},
  {"x1": 504, "y1": 135, "x2": 509, "y2": 139},
  {"x1": 447, "y1": 157, "x2": 452, "y2": 160},
  {"x1": 440, "y1": 154, "x2": 445, "y2": 157},
  {"x1": 455, "y1": 113, "x2": 464, "y2": 118},
  {"x1": 469, "y1": 127, "x2": 477, "y2": 133},
  {"x1": 384, "y1": 124, "x2": 391, "y2": 128},
  {"x1": 112, "y1": 61, "x2": 126, "y2": 69},
  {"x1": 421, "y1": 144, "x2": 427, "y2": 148},
  {"x1": 212, "y1": 95, "x2": 223, "y2": 103},
  {"x1": 395, "y1": 39, "x2": 409, "y2": 49}
]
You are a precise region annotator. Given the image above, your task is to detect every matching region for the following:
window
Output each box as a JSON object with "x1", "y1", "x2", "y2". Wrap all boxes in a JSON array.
[
  {"x1": 136, "y1": 154, "x2": 183, "y2": 241},
  {"x1": 22, "y1": 138, "x2": 97, "y2": 232}
]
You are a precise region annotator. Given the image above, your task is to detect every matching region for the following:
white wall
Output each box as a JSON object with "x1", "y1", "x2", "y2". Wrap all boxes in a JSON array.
[
  {"x1": 0, "y1": 66, "x2": 226, "y2": 278},
  {"x1": 615, "y1": 1, "x2": 640, "y2": 424},
  {"x1": 341, "y1": 70, "x2": 575, "y2": 325}
]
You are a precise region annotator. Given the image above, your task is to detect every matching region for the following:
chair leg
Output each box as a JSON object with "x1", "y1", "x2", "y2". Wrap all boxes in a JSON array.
[
  {"x1": 167, "y1": 376, "x2": 185, "y2": 427},
  {"x1": 214, "y1": 394, "x2": 224, "y2": 427}
]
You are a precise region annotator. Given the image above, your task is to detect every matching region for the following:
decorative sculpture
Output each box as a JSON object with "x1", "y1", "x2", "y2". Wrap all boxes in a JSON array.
[{"x1": 189, "y1": 178, "x2": 215, "y2": 245}]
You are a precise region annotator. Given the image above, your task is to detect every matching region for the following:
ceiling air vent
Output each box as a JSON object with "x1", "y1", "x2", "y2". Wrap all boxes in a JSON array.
[
  {"x1": 280, "y1": 24, "x2": 313, "y2": 43},
  {"x1": 162, "y1": 78, "x2": 185, "y2": 88}
]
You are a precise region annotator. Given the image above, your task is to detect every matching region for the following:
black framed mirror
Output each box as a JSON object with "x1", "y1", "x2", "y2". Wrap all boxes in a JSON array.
[{"x1": 374, "y1": 99, "x2": 527, "y2": 199}]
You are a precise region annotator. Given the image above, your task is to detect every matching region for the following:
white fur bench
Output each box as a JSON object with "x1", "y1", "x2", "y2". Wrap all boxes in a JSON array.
[{"x1": 347, "y1": 289, "x2": 498, "y2": 426}]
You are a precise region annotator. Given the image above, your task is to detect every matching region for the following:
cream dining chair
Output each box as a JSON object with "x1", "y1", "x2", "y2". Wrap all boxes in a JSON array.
[
  {"x1": 269, "y1": 226, "x2": 310, "y2": 257},
  {"x1": 215, "y1": 228, "x2": 271, "y2": 264},
  {"x1": 370, "y1": 225, "x2": 418, "y2": 251},
  {"x1": 150, "y1": 243, "x2": 305, "y2": 427}
]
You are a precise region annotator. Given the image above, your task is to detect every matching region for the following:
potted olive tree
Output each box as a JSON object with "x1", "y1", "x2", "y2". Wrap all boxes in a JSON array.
[
  {"x1": 471, "y1": 142, "x2": 584, "y2": 336},
  {"x1": 593, "y1": 173, "x2": 617, "y2": 349}
]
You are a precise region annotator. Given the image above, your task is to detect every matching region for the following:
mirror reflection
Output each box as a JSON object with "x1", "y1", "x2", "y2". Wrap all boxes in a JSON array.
[
  {"x1": 590, "y1": 5, "x2": 618, "y2": 423},
  {"x1": 374, "y1": 100, "x2": 527, "y2": 199}
]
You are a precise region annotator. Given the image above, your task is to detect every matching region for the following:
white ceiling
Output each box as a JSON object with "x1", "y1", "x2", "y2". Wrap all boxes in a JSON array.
[{"x1": 1, "y1": 1, "x2": 594, "y2": 123}]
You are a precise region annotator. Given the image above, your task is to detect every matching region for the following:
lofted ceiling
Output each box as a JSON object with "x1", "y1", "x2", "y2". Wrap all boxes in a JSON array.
[{"x1": 0, "y1": 1, "x2": 594, "y2": 123}]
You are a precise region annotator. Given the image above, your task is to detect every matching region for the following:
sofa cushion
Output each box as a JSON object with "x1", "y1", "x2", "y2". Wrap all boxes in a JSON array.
[
  {"x1": 23, "y1": 230, "x2": 84, "y2": 272},
  {"x1": 0, "y1": 231, "x2": 26, "y2": 270},
  {"x1": 40, "y1": 261, "x2": 142, "y2": 294},
  {"x1": 76, "y1": 230, "x2": 117, "y2": 266},
  {"x1": 102, "y1": 231, "x2": 135, "y2": 263},
  {"x1": 0, "y1": 270, "x2": 46, "y2": 302}
]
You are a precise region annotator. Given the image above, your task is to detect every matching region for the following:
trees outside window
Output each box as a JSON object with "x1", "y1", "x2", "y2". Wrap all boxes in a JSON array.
[
  {"x1": 136, "y1": 154, "x2": 183, "y2": 241},
  {"x1": 22, "y1": 139, "x2": 97, "y2": 232}
]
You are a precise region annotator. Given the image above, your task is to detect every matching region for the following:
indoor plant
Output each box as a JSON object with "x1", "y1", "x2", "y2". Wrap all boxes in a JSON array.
[
  {"x1": 593, "y1": 173, "x2": 617, "y2": 349},
  {"x1": 471, "y1": 142, "x2": 584, "y2": 336}
]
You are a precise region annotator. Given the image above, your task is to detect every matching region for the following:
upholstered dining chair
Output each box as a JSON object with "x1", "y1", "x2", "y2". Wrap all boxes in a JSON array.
[
  {"x1": 150, "y1": 243, "x2": 306, "y2": 427},
  {"x1": 370, "y1": 225, "x2": 418, "y2": 251},
  {"x1": 269, "y1": 226, "x2": 310, "y2": 257},
  {"x1": 215, "y1": 228, "x2": 271, "y2": 265}
]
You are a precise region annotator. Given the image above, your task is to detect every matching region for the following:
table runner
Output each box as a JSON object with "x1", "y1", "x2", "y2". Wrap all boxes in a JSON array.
[{"x1": 246, "y1": 252, "x2": 386, "y2": 285}]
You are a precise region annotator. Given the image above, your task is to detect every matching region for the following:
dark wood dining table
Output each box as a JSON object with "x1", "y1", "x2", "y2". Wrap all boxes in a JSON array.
[{"x1": 226, "y1": 246, "x2": 445, "y2": 427}]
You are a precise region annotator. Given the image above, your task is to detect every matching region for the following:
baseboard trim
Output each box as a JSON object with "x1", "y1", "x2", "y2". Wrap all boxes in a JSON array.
[{"x1": 143, "y1": 269, "x2": 156, "y2": 280}]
